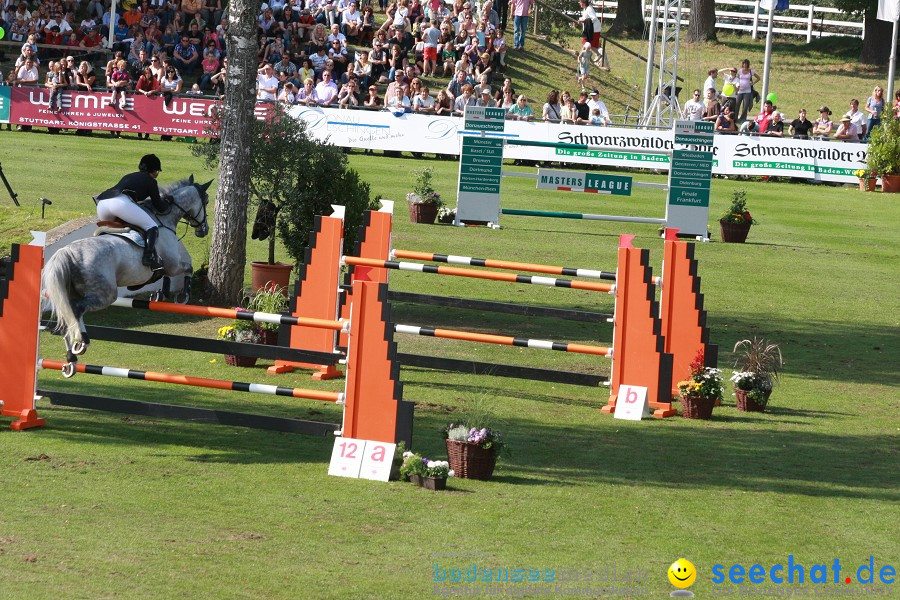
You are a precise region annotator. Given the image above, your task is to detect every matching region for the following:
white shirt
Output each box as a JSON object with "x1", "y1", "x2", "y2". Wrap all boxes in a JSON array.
[
  {"x1": 703, "y1": 75, "x2": 716, "y2": 94},
  {"x1": 580, "y1": 5, "x2": 600, "y2": 31},
  {"x1": 256, "y1": 73, "x2": 279, "y2": 100},
  {"x1": 587, "y1": 98, "x2": 610, "y2": 124},
  {"x1": 683, "y1": 99, "x2": 704, "y2": 121},
  {"x1": 315, "y1": 79, "x2": 338, "y2": 104},
  {"x1": 413, "y1": 94, "x2": 435, "y2": 109}
]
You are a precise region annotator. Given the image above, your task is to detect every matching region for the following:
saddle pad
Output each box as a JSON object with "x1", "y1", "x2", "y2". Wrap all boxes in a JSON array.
[{"x1": 98, "y1": 229, "x2": 145, "y2": 248}]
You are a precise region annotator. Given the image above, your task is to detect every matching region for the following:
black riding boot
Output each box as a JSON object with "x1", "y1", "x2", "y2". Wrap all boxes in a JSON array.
[{"x1": 142, "y1": 226, "x2": 164, "y2": 270}]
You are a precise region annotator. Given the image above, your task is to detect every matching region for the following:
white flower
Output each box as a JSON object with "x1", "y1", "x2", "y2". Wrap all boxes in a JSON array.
[
  {"x1": 448, "y1": 470, "x2": 455, "y2": 477},
  {"x1": 426, "y1": 460, "x2": 437, "y2": 468},
  {"x1": 403, "y1": 451, "x2": 414, "y2": 459}
]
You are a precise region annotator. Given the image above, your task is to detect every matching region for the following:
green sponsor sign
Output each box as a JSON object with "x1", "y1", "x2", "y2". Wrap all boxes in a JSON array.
[
  {"x1": 674, "y1": 133, "x2": 714, "y2": 146},
  {"x1": 0, "y1": 86, "x2": 10, "y2": 123},
  {"x1": 460, "y1": 183, "x2": 502, "y2": 194},
  {"x1": 671, "y1": 167, "x2": 712, "y2": 179},
  {"x1": 669, "y1": 176, "x2": 710, "y2": 189},
  {"x1": 535, "y1": 169, "x2": 633, "y2": 196},
  {"x1": 463, "y1": 106, "x2": 507, "y2": 132},
  {"x1": 460, "y1": 156, "x2": 504, "y2": 167},
  {"x1": 585, "y1": 173, "x2": 632, "y2": 196},
  {"x1": 555, "y1": 148, "x2": 671, "y2": 164}
]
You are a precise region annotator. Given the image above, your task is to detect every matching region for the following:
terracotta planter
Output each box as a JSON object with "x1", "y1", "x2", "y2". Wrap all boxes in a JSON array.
[
  {"x1": 409, "y1": 202, "x2": 439, "y2": 224},
  {"x1": 858, "y1": 178, "x2": 877, "y2": 192},
  {"x1": 680, "y1": 395, "x2": 716, "y2": 419},
  {"x1": 735, "y1": 388, "x2": 771, "y2": 412},
  {"x1": 224, "y1": 354, "x2": 257, "y2": 367},
  {"x1": 446, "y1": 439, "x2": 497, "y2": 480},
  {"x1": 251, "y1": 262, "x2": 292, "y2": 293},
  {"x1": 422, "y1": 476, "x2": 447, "y2": 490},
  {"x1": 881, "y1": 174, "x2": 900, "y2": 193},
  {"x1": 720, "y1": 221, "x2": 752, "y2": 243}
]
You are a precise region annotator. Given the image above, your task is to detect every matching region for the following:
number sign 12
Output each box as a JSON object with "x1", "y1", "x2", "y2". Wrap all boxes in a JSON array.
[{"x1": 328, "y1": 437, "x2": 397, "y2": 482}]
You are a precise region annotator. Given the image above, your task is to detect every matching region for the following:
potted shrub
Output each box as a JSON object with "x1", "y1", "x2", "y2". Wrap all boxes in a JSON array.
[
  {"x1": 437, "y1": 206, "x2": 457, "y2": 225},
  {"x1": 407, "y1": 167, "x2": 444, "y2": 224},
  {"x1": 399, "y1": 451, "x2": 454, "y2": 490},
  {"x1": 245, "y1": 284, "x2": 288, "y2": 345},
  {"x1": 676, "y1": 348, "x2": 724, "y2": 419},
  {"x1": 730, "y1": 337, "x2": 783, "y2": 412},
  {"x1": 852, "y1": 169, "x2": 878, "y2": 192},
  {"x1": 719, "y1": 189, "x2": 756, "y2": 243},
  {"x1": 441, "y1": 396, "x2": 507, "y2": 480},
  {"x1": 217, "y1": 317, "x2": 262, "y2": 367},
  {"x1": 865, "y1": 113, "x2": 900, "y2": 193}
]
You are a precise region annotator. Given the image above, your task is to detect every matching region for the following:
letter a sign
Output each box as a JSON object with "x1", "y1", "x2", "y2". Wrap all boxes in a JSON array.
[{"x1": 613, "y1": 385, "x2": 650, "y2": 421}]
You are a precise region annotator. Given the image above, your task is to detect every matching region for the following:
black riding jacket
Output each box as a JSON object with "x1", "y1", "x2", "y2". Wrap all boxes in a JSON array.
[{"x1": 98, "y1": 172, "x2": 167, "y2": 212}]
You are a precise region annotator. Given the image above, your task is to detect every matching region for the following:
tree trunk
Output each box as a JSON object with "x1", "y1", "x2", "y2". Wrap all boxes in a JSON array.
[
  {"x1": 687, "y1": 0, "x2": 718, "y2": 43},
  {"x1": 206, "y1": 0, "x2": 260, "y2": 306},
  {"x1": 608, "y1": 0, "x2": 646, "y2": 38},
  {"x1": 860, "y1": 9, "x2": 894, "y2": 65}
]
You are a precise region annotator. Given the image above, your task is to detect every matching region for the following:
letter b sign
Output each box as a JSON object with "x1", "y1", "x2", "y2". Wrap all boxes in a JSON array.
[{"x1": 613, "y1": 385, "x2": 649, "y2": 421}]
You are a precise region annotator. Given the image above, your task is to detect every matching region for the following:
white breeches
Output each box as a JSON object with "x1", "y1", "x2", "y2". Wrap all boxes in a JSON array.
[{"x1": 97, "y1": 195, "x2": 158, "y2": 231}]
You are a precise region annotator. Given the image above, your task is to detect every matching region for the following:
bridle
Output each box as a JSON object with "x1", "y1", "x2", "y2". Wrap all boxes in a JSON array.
[{"x1": 160, "y1": 185, "x2": 209, "y2": 238}]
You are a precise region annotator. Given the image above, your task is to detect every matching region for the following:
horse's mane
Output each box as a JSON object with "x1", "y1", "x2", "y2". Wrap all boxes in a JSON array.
[{"x1": 159, "y1": 177, "x2": 195, "y2": 196}]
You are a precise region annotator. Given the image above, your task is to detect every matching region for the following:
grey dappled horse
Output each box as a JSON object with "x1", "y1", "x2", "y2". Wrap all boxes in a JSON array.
[{"x1": 43, "y1": 176, "x2": 211, "y2": 376}]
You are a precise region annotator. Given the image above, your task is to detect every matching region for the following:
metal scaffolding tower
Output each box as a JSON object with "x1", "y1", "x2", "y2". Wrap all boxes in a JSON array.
[{"x1": 641, "y1": 0, "x2": 684, "y2": 127}]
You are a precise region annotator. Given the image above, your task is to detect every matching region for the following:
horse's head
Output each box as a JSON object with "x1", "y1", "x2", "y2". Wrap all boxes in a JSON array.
[{"x1": 161, "y1": 175, "x2": 212, "y2": 238}]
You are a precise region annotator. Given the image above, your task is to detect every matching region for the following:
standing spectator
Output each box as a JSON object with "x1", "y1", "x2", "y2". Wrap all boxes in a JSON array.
[
  {"x1": 586, "y1": 88, "x2": 610, "y2": 125},
  {"x1": 719, "y1": 66, "x2": 737, "y2": 112},
  {"x1": 560, "y1": 94, "x2": 577, "y2": 123},
  {"x1": 495, "y1": 0, "x2": 509, "y2": 32},
  {"x1": 422, "y1": 18, "x2": 440, "y2": 76},
  {"x1": 789, "y1": 108, "x2": 813, "y2": 139},
  {"x1": 256, "y1": 63, "x2": 279, "y2": 101},
  {"x1": 894, "y1": 90, "x2": 900, "y2": 118},
  {"x1": 834, "y1": 114, "x2": 860, "y2": 140},
  {"x1": 813, "y1": 106, "x2": 833, "y2": 138},
  {"x1": 173, "y1": 35, "x2": 200, "y2": 76},
  {"x1": 160, "y1": 66, "x2": 183, "y2": 107},
  {"x1": 846, "y1": 99, "x2": 866, "y2": 140},
  {"x1": 703, "y1": 67, "x2": 718, "y2": 96},
  {"x1": 574, "y1": 90, "x2": 590, "y2": 121},
  {"x1": 76, "y1": 60, "x2": 96, "y2": 92},
  {"x1": 715, "y1": 104, "x2": 736, "y2": 132},
  {"x1": 752, "y1": 99, "x2": 774, "y2": 134},
  {"x1": 577, "y1": 0, "x2": 600, "y2": 62},
  {"x1": 863, "y1": 86, "x2": 884, "y2": 141},
  {"x1": 542, "y1": 89, "x2": 561, "y2": 121},
  {"x1": 510, "y1": 0, "x2": 532, "y2": 51},
  {"x1": 702, "y1": 87, "x2": 721, "y2": 122},
  {"x1": 315, "y1": 69, "x2": 339, "y2": 105},
  {"x1": 136, "y1": 66, "x2": 160, "y2": 96},
  {"x1": 735, "y1": 59, "x2": 759, "y2": 122},
  {"x1": 47, "y1": 61, "x2": 66, "y2": 111},
  {"x1": 682, "y1": 89, "x2": 704, "y2": 121},
  {"x1": 576, "y1": 41, "x2": 591, "y2": 91}
]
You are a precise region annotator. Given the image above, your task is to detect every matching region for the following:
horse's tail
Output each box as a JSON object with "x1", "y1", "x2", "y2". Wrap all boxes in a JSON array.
[{"x1": 42, "y1": 248, "x2": 82, "y2": 346}]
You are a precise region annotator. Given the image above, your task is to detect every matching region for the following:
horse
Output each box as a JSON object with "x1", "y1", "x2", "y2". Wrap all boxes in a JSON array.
[{"x1": 43, "y1": 176, "x2": 212, "y2": 377}]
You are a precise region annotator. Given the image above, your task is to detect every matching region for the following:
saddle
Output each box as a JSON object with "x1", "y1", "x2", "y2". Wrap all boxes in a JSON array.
[{"x1": 94, "y1": 219, "x2": 164, "y2": 292}]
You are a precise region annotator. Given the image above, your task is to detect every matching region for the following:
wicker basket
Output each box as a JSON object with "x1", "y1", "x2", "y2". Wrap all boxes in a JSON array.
[
  {"x1": 446, "y1": 439, "x2": 497, "y2": 480},
  {"x1": 224, "y1": 354, "x2": 258, "y2": 367},
  {"x1": 735, "y1": 389, "x2": 769, "y2": 412},
  {"x1": 680, "y1": 394, "x2": 716, "y2": 419}
]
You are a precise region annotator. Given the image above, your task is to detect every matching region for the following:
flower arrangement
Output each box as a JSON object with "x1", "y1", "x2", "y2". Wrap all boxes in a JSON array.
[
  {"x1": 719, "y1": 189, "x2": 756, "y2": 225},
  {"x1": 676, "y1": 349, "x2": 724, "y2": 403},
  {"x1": 852, "y1": 169, "x2": 877, "y2": 179},
  {"x1": 408, "y1": 167, "x2": 444, "y2": 207},
  {"x1": 444, "y1": 424, "x2": 506, "y2": 454},
  {"x1": 399, "y1": 451, "x2": 455, "y2": 479},
  {"x1": 731, "y1": 337, "x2": 783, "y2": 411},
  {"x1": 216, "y1": 310, "x2": 262, "y2": 343},
  {"x1": 437, "y1": 206, "x2": 457, "y2": 224}
]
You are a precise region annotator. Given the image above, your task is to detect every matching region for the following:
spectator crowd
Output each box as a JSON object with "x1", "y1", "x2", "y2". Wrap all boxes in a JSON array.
[{"x1": 2, "y1": 0, "x2": 897, "y2": 141}]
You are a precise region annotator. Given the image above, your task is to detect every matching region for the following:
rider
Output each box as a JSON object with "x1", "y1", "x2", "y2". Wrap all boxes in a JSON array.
[{"x1": 95, "y1": 154, "x2": 170, "y2": 271}]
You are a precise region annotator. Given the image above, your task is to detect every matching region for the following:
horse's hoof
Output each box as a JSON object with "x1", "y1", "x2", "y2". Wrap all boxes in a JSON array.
[
  {"x1": 62, "y1": 362, "x2": 76, "y2": 378},
  {"x1": 149, "y1": 291, "x2": 163, "y2": 302},
  {"x1": 174, "y1": 291, "x2": 190, "y2": 304},
  {"x1": 71, "y1": 341, "x2": 87, "y2": 356}
]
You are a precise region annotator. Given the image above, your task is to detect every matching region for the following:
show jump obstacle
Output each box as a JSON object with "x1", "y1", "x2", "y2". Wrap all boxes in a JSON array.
[
  {"x1": 273, "y1": 206, "x2": 714, "y2": 417},
  {"x1": 0, "y1": 234, "x2": 413, "y2": 446}
]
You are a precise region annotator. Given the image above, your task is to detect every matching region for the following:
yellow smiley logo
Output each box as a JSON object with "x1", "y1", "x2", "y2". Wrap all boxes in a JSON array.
[{"x1": 668, "y1": 558, "x2": 697, "y2": 588}]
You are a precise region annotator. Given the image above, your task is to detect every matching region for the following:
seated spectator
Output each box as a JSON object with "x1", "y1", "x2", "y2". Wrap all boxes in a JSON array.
[
  {"x1": 364, "y1": 85, "x2": 383, "y2": 108},
  {"x1": 790, "y1": 108, "x2": 813, "y2": 139},
  {"x1": 274, "y1": 54, "x2": 299, "y2": 87},
  {"x1": 136, "y1": 66, "x2": 160, "y2": 96},
  {"x1": 297, "y1": 77, "x2": 318, "y2": 104},
  {"x1": 199, "y1": 52, "x2": 220, "y2": 90},
  {"x1": 109, "y1": 58, "x2": 130, "y2": 109},
  {"x1": 507, "y1": 94, "x2": 534, "y2": 121},
  {"x1": 446, "y1": 69, "x2": 469, "y2": 100},
  {"x1": 834, "y1": 114, "x2": 861, "y2": 141},
  {"x1": 338, "y1": 78, "x2": 361, "y2": 107},
  {"x1": 173, "y1": 35, "x2": 200, "y2": 75},
  {"x1": 328, "y1": 22, "x2": 347, "y2": 47},
  {"x1": 386, "y1": 85, "x2": 411, "y2": 114},
  {"x1": 81, "y1": 27, "x2": 104, "y2": 47},
  {"x1": 894, "y1": 90, "x2": 900, "y2": 118},
  {"x1": 351, "y1": 51, "x2": 372, "y2": 88},
  {"x1": 813, "y1": 106, "x2": 833, "y2": 137},
  {"x1": 441, "y1": 41, "x2": 457, "y2": 77},
  {"x1": 715, "y1": 104, "x2": 736, "y2": 132},
  {"x1": 278, "y1": 81, "x2": 298, "y2": 103},
  {"x1": 499, "y1": 88, "x2": 515, "y2": 109},
  {"x1": 64, "y1": 33, "x2": 80, "y2": 47},
  {"x1": 315, "y1": 69, "x2": 339, "y2": 105},
  {"x1": 434, "y1": 89, "x2": 453, "y2": 115},
  {"x1": 328, "y1": 39, "x2": 349, "y2": 77},
  {"x1": 765, "y1": 111, "x2": 785, "y2": 137},
  {"x1": 209, "y1": 56, "x2": 228, "y2": 96},
  {"x1": 412, "y1": 85, "x2": 435, "y2": 112},
  {"x1": 256, "y1": 63, "x2": 279, "y2": 101},
  {"x1": 342, "y1": 2, "x2": 362, "y2": 41},
  {"x1": 475, "y1": 87, "x2": 495, "y2": 107},
  {"x1": 453, "y1": 83, "x2": 475, "y2": 114},
  {"x1": 310, "y1": 45, "x2": 330, "y2": 78}
]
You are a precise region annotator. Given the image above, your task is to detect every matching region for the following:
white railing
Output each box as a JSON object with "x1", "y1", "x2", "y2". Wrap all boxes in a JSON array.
[{"x1": 590, "y1": 0, "x2": 863, "y2": 42}]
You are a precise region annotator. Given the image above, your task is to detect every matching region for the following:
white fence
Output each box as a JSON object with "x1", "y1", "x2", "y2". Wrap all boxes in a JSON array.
[{"x1": 591, "y1": 0, "x2": 864, "y2": 42}]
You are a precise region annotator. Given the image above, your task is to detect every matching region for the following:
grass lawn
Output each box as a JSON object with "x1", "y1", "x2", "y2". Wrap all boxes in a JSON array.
[{"x1": 0, "y1": 131, "x2": 898, "y2": 599}]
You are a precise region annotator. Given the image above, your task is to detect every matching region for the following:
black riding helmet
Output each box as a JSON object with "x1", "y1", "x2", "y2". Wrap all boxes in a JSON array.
[{"x1": 139, "y1": 153, "x2": 162, "y2": 173}]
